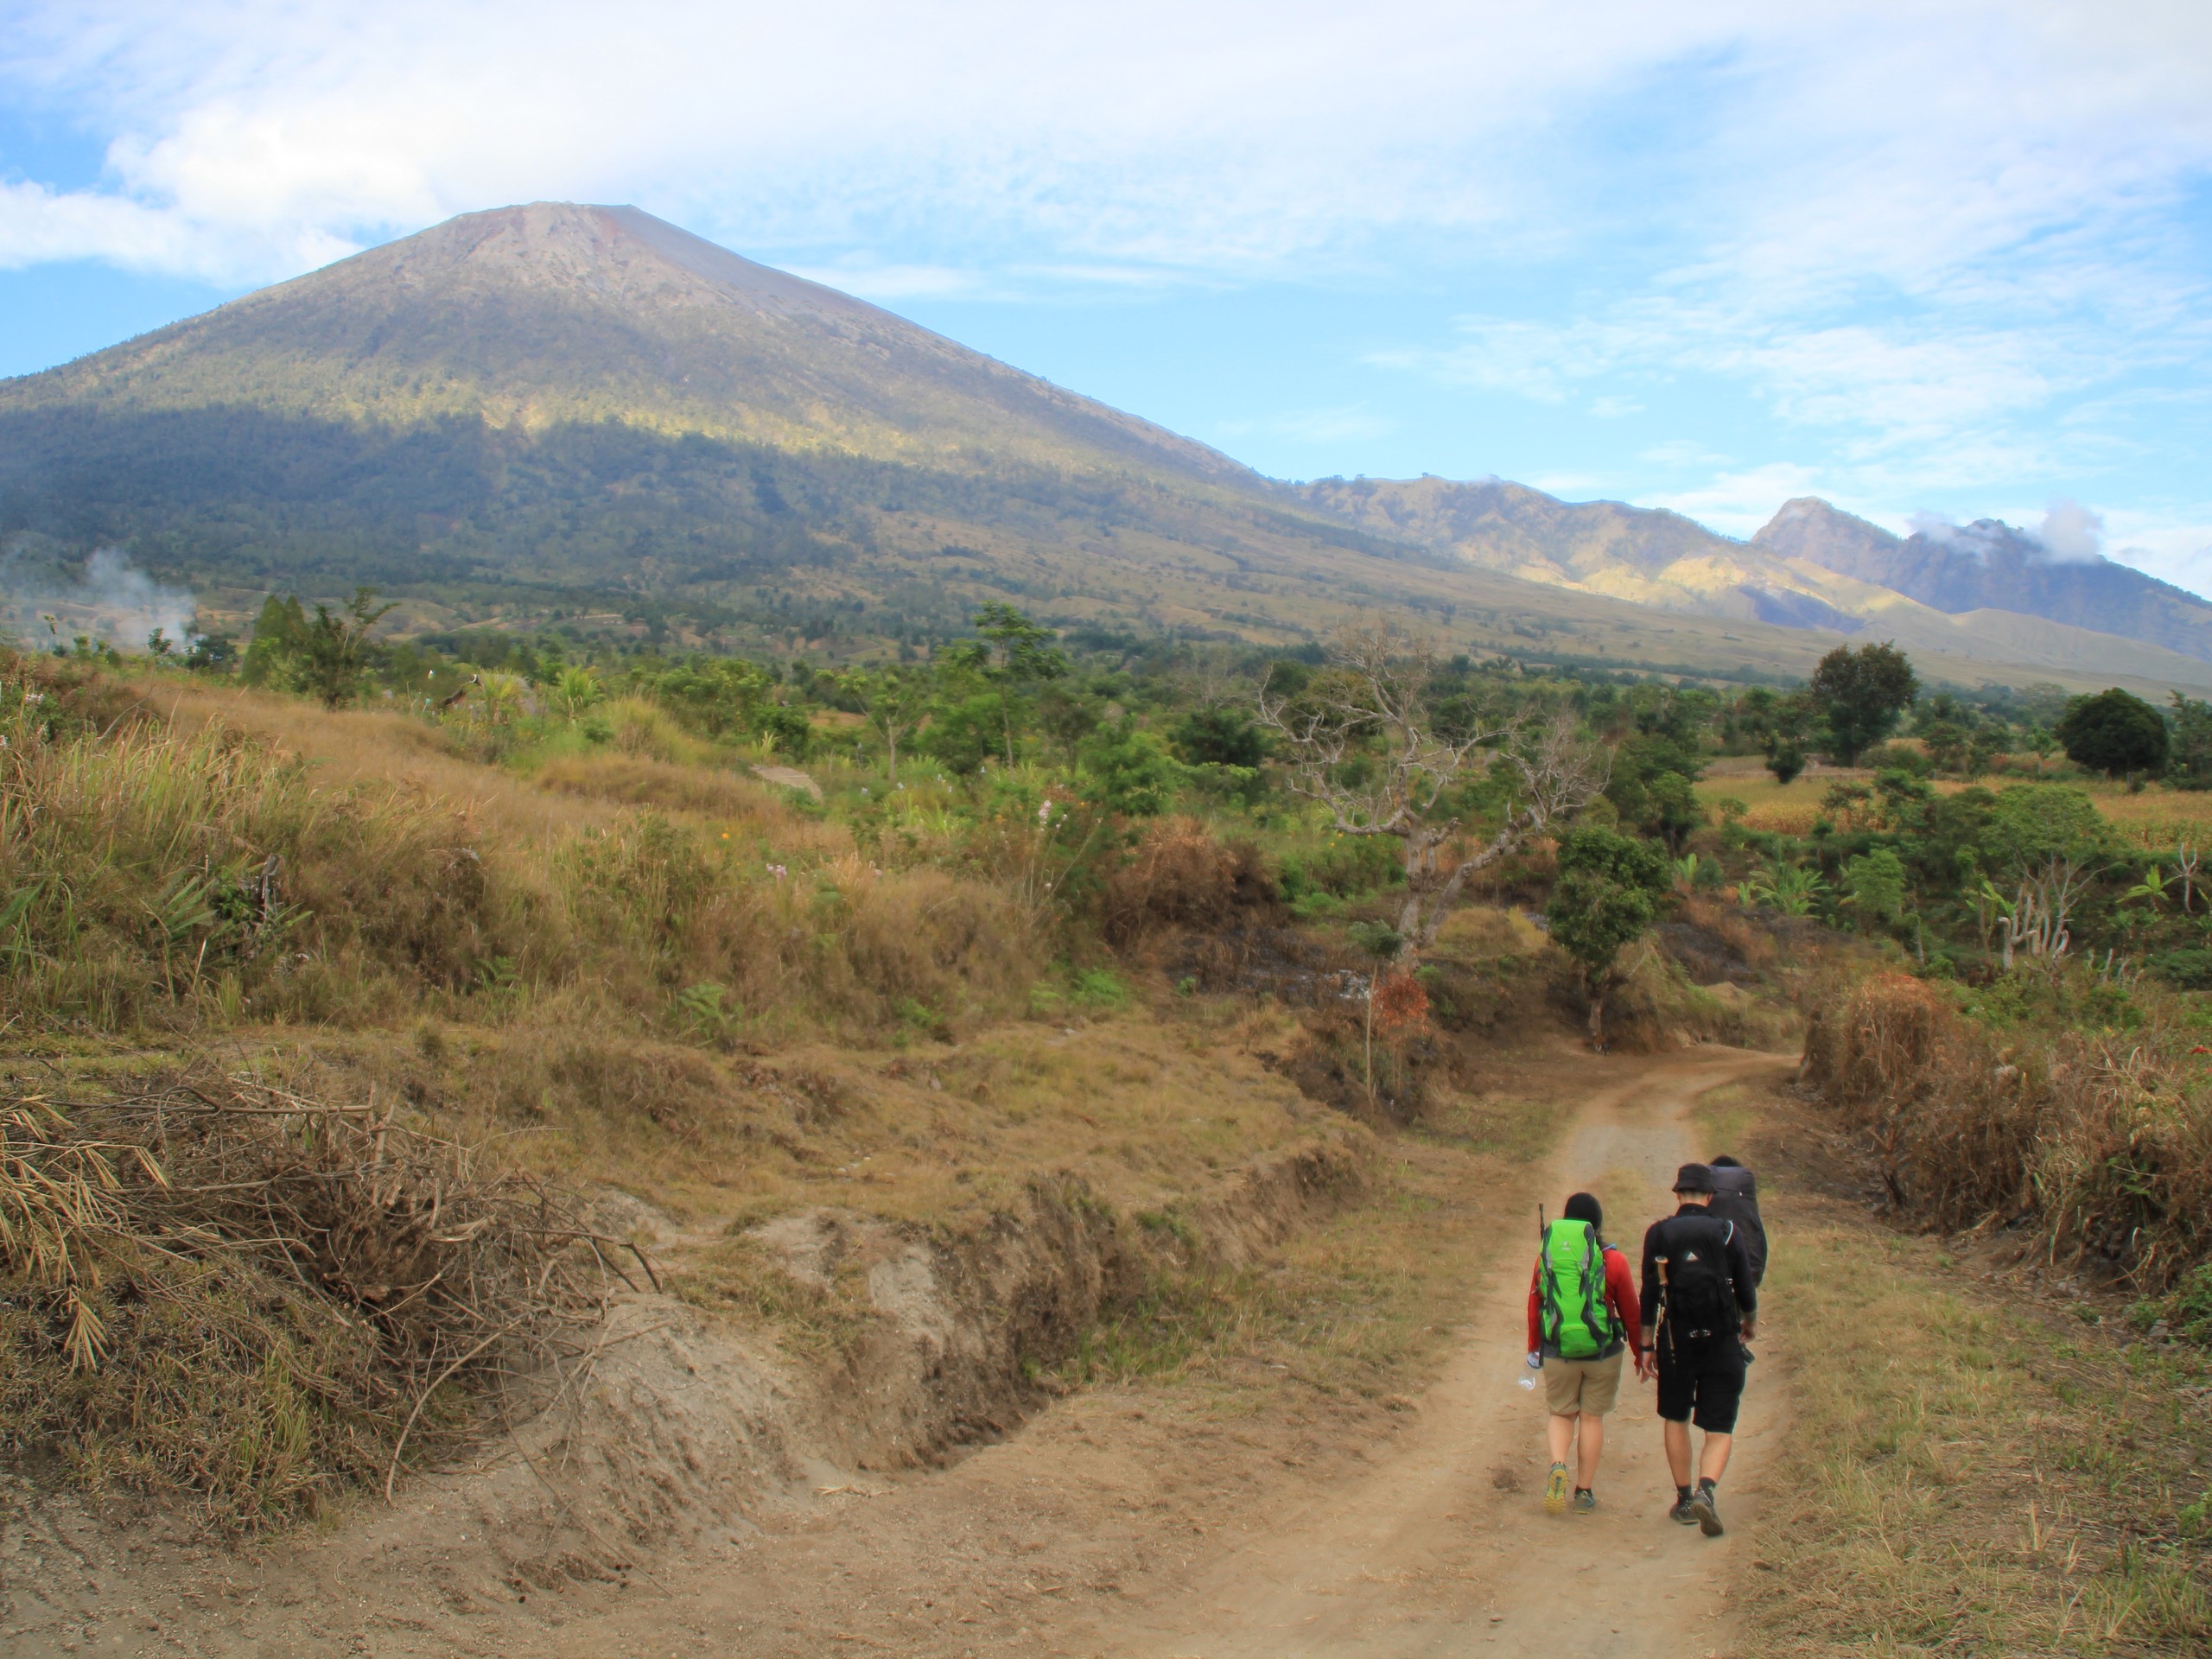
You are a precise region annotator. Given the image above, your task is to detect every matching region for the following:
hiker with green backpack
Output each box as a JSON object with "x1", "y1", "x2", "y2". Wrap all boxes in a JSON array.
[{"x1": 1525, "y1": 1192, "x2": 1644, "y2": 1514}]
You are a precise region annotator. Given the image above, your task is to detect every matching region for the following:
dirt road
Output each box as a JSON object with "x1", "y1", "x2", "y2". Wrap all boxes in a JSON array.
[
  {"x1": 4, "y1": 1047, "x2": 1792, "y2": 1658},
  {"x1": 1104, "y1": 1048, "x2": 1789, "y2": 1659},
  {"x1": 522, "y1": 1046, "x2": 1788, "y2": 1659}
]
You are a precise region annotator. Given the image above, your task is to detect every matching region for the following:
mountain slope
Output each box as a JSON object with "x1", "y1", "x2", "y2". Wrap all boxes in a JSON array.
[
  {"x1": 9, "y1": 202, "x2": 1249, "y2": 486},
  {"x1": 1300, "y1": 475, "x2": 1865, "y2": 630},
  {"x1": 1752, "y1": 497, "x2": 2212, "y2": 663},
  {"x1": 1, "y1": 202, "x2": 2206, "y2": 696},
  {"x1": 0, "y1": 202, "x2": 1449, "y2": 630}
]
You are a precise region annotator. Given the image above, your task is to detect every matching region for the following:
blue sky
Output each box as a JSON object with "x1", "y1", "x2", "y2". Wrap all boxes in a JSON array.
[{"x1": 3, "y1": 1, "x2": 2209, "y2": 588}]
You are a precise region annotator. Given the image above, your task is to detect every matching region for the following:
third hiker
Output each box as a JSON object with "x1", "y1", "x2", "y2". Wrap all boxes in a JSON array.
[
  {"x1": 1528, "y1": 1192, "x2": 1644, "y2": 1515},
  {"x1": 1641, "y1": 1163, "x2": 1758, "y2": 1537}
]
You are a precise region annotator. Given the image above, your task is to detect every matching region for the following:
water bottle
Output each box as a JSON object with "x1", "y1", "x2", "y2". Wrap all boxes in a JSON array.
[{"x1": 1517, "y1": 1350, "x2": 1540, "y2": 1390}]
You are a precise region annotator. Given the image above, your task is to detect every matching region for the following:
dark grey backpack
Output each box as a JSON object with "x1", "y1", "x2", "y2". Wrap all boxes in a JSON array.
[{"x1": 1707, "y1": 1162, "x2": 1768, "y2": 1286}]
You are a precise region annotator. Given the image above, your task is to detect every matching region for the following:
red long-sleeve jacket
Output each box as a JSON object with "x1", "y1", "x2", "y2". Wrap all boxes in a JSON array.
[{"x1": 1526, "y1": 1243, "x2": 1644, "y2": 1358}]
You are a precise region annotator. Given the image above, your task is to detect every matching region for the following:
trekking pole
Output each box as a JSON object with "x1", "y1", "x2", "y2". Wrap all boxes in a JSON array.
[{"x1": 1655, "y1": 1256, "x2": 1675, "y2": 1363}]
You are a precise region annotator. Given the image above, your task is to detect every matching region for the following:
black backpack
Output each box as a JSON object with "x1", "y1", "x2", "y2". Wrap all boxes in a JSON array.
[
  {"x1": 1707, "y1": 1164, "x2": 1768, "y2": 1287},
  {"x1": 1656, "y1": 1215, "x2": 1738, "y2": 1341}
]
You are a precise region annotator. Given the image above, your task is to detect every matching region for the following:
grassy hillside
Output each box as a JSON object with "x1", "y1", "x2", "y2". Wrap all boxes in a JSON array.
[{"x1": 15, "y1": 613, "x2": 2212, "y2": 1543}]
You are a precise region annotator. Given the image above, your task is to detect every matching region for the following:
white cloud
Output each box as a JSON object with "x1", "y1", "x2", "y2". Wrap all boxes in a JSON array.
[
  {"x1": 3, "y1": 1, "x2": 2209, "y2": 291},
  {"x1": 2036, "y1": 498, "x2": 2105, "y2": 562},
  {"x1": 1638, "y1": 439, "x2": 1729, "y2": 467},
  {"x1": 2094, "y1": 510, "x2": 2212, "y2": 594},
  {"x1": 783, "y1": 262, "x2": 996, "y2": 302},
  {"x1": 1268, "y1": 406, "x2": 1395, "y2": 444}
]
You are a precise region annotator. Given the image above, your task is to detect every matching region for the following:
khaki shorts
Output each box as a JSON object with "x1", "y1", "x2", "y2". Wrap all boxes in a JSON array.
[{"x1": 1542, "y1": 1351, "x2": 1624, "y2": 1417}]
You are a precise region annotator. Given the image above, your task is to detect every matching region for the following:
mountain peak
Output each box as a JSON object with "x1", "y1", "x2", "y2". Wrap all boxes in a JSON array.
[
  {"x1": 1751, "y1": 497, "x2": 1899, "y2": 557},
  {"x1": 329, "y1": 202, "x2": 885, "y2": 327}
]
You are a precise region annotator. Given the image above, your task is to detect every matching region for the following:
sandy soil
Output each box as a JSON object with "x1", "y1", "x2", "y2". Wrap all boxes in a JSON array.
[{"x1": 4, "y1": 1046, "x2": 1792, "y2": 1659}]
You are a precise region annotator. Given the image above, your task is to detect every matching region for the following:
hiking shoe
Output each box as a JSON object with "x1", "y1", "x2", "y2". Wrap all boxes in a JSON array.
[
  {"x1": 1572, "y1": 1488, "x2": 1596, "y2": 1513},
  {"x1": 1543, "y1": 1463, "x2": 1569, "y2": 1515},
  {"x1": 1669, "y1": 1494, "x2": 1700, "y2": 1526},
  {"x1": 1690, "y1": 1485, "x2": 1724, "y2": 1537}
]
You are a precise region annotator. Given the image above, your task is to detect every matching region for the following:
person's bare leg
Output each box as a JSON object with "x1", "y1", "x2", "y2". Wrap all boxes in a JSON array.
[
  {"x1": 1663, "y1": 1418, "x2": 1693, "y2": 1488},
  {"x1": 1575, "y1": 1413, "x2": 1605, "y2": 1487},
  {"x1": 1698, "y1": 1430, "x2": 1732, "y2": 1484},
  {"x1": 1546, "y1": 1411, "x2": 1576, "y2": 1465}
]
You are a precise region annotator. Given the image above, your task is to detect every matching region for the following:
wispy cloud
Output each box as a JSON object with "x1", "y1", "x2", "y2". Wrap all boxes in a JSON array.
[
  {"x1": 1645, "y1": 464, "x2": 1828, "y2": 539},
  {"x1": 7, "y1": 3, "x2": 2209, "y2": 290}
]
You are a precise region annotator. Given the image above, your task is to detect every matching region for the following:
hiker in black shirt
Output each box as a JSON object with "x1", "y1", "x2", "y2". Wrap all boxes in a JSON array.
[{"x1": 1639, "y1": 1163, "x2": 1758, "y2": 1537}]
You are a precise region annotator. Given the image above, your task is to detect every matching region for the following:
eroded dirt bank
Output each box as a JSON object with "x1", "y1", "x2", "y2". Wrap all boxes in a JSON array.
[{"x1": 0, "y1": 1127, "x2": 1370, "y2": 1656}]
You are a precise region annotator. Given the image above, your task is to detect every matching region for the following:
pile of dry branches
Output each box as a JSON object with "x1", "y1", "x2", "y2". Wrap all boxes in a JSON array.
[
  {"x1": 1803, "y1": 972, "x2": 2212, "y2": 1288},
  {"x1": 0, "y1": 1071, "x2": 644, "y2": 1527}
]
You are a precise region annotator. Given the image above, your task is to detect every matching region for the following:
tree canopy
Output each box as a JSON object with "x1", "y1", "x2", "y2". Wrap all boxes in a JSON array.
[
  {"x1": 1544, "y1": 824, "x2": 1672, "y2": 1045},
  {"x1": 2056, "y1": 687, "x2": 2168, "y2": 779},
  {"x1": 1807, "y1": 641, "x2": 1918, "y2": 765}
]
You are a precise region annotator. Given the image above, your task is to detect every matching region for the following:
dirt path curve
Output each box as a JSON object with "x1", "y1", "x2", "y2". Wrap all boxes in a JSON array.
[{"x1": 1104, "y1": 1047, "x2": 1794, "y2": 1659}]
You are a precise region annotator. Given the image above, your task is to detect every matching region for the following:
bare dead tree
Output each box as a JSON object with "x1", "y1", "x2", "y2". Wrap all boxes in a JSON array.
[{"x1": 1256, "y1": 625, "x2": 1608, "y2": 951}]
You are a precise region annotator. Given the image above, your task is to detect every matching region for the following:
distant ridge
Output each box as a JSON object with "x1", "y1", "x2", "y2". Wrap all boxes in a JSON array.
[
  {"x1": 1751, "y1": 497, "x2": 2212, "y2": 663},
  {"x1": 1297, "y1": 474, "x2": 2212, "y2": 673}
]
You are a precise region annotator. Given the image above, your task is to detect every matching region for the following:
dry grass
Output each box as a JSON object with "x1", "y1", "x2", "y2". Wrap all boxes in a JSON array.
[
  {"x1": 1697, "y1": 763, "x2": 2212, "y2": 845},
  {"x1": 0, "y1": 653, "x2": 1046, "y2": 1040},
  {"x1": 359, "y1": 1001, "x2": 1336, "y2": 1232},
  {"x1": 1691, "y1": 1079, "x2": 2212, "y2": 1656},
  {"x1": 151, "y1": 676, "x2": 621, "y2": 843},
  {"x1": 2071, "y1": 785, "x2": 2212, "y2": 851},
  {"x1": 1751, "y1": 1193, "x2": 2212, "y2": 1655},
  {"x1": 1802, "y1": 972, "x2": 2212, "y2": 1289},
  {"x1": 1046, "y1": 1086, "x2": 1567, "y2": 1397},
  {"x1": 1099, "y1": 817, "x2": 1279, "y2": 946},
  {"x1": 0, "y1": 1071, "x2": 620, "y2": 1529}
]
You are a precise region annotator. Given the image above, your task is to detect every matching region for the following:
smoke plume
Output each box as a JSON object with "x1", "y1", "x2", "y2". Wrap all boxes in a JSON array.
[{"x1": 0, "y1": 546, "x2": 199, "y2": 654}]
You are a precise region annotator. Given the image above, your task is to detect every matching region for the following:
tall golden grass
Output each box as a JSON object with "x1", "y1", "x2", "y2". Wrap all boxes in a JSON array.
[
  {"x1": 0, "y1": 653, "x2": 1044, "y2": 1039},
  {"x1": 1803, "y1": 971, "x2": 2212, "y2": 1287}
]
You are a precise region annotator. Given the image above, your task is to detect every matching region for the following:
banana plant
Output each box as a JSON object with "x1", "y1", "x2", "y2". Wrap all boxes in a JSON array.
[
  {"x1": 1743, "y1": 860, "x2": 1826, "y2": 917},
  {"x1": 2110, "y1": 861, "x2": 2171, "y2": 947},
  {"x1": 2120, "y1": 862, "x2": 2170, "y2": 912}
]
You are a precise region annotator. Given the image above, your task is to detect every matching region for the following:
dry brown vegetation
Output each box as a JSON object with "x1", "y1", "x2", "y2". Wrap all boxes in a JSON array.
[
  {"x1": 1803, "y1": 971, "x2": 2212, "y2": 1290},
  {"x1": 0, "y1": 652, "x2": 1043, "y2": 1041},
  {"x1": 0, "y1": 1071, "x2": 621, "y2": 1529},
  {"x1": 1, "y1": 649, "x2": 1821, "y2": 1550},
  {"x1": 1099, "y1": 817, "x2": 1280, "y2": 946},
  {"x1": 1708, "y1": 1080, "x2": 2212, "y2": 1657}
]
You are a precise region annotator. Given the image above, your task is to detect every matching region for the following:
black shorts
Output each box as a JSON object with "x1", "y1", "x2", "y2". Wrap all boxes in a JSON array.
[{"x1": 1656, "y1": 1333, "x2": 1745, "y2": 1433}]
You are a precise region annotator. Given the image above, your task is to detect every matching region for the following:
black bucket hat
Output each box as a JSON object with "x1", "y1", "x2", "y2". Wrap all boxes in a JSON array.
[{"x1": 1672, "y1": 1162, "x2": 1716, "y2": 1194}]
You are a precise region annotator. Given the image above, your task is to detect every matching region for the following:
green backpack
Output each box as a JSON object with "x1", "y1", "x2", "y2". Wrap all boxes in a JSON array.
[{"x1": 1539, "y1": 1218, "x2": 1620, "y2": 1361}]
